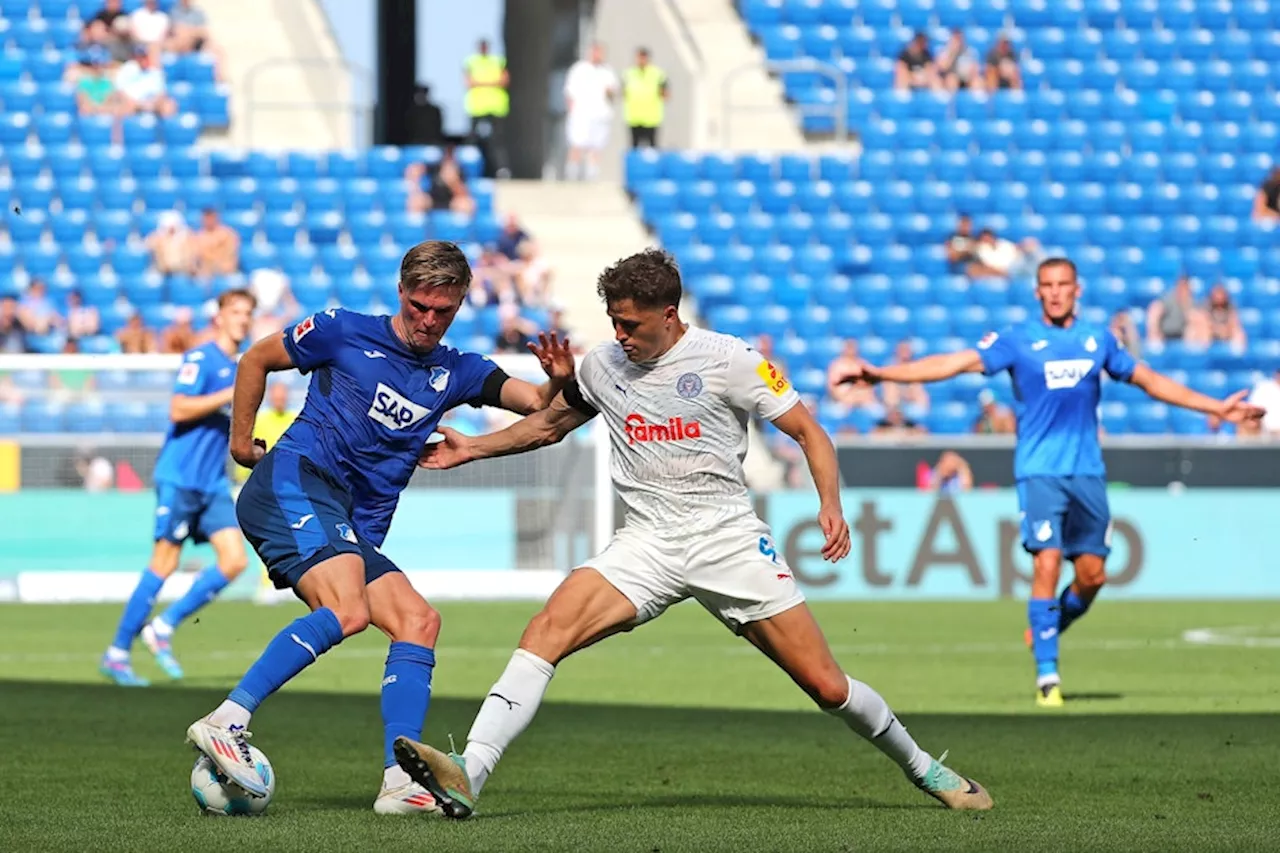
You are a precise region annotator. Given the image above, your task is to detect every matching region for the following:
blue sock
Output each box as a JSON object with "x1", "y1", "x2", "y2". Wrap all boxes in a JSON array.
[
  {"x1": 1058, "y1": 586, "x2": 1091, "y2": 634},
  {"x1": 158, "y1": 565, "x2": 230, "y2": 630},
  {"x1": 109, "y1": 569, "x2": 165, "y2": 652},
  {"x1": 380, "y1": 642, "x2": 436, "y2": 768},
  {"x1": 227, "y1": 608, "x2": 344, "y2": 713},
  {"x1": 1028, "y1": 598, "x2": 1060, "y2": 680}
]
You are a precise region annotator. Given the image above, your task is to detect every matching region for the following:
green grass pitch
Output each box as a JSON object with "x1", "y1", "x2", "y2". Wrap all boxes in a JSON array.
[{"x1": 1, "y1": 599, "x2": 1277, "y2": 852}]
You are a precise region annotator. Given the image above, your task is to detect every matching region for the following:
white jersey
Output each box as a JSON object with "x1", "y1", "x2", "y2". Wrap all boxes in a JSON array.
[
  {"x1": 564, "y1": 59, "x2": 618, "y2": 120},
  {"x1": 577, "y1": 327, "x2": 801, "y2": 534}
]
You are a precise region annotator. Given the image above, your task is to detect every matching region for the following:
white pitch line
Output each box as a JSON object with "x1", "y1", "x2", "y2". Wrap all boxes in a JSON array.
[
  {"x1": 1182, "y1": 625, "x2": 1280, "y2": 648},
  {"x1": 0, "y1": 636, "x2": 1211, "y2": 667}
]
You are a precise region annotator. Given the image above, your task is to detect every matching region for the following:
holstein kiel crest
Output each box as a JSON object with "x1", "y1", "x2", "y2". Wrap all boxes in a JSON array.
[{"x1": 676, "y1": 372, "x2": 703, "y2": 398}]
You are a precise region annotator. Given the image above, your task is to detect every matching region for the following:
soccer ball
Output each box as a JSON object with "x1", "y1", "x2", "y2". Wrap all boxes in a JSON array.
[{"x1": 190, "y1": 748, "x2": 276, "y2": 816}]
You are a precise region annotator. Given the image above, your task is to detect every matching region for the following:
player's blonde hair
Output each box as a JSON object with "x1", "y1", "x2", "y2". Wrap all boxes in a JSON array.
[{"x1": 400, "y1": 241, "x2": 473, "y2": 294}]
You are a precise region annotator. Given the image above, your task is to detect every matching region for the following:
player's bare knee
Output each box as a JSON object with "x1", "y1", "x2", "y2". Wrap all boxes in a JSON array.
[
  {"x1": 807, "y1": 670, "x2": 851, "y2": 710},
  {"x1": 519, "y1": 609, "x2": 573, "y2": 663},
  {"x1": 219, "y1": 555, "x2": 249, "y2": 581},
  {"x1": 393, "y1": 602, "x2": 441, "y2": 647}
]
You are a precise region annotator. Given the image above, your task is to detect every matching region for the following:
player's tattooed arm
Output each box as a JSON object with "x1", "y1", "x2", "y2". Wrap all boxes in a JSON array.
[
  {"x1": 841, "y1": 349, "x2": 985, "y2": 386},
  {"x1": 1129, "y1": 364, "x2": 1266, "y2": 423},
  {"x1": 421, "y1": 389, "x2": 593, "y2": 470},
  {"x1": 771, "y1": 402, "x2": 851, "y2": 563},
  {"x1": 229, "y1": 334, "x2": 296, "y2": 468},
  {"x1": 499, "y1": 331, "x2": 576, "y2": 414}
]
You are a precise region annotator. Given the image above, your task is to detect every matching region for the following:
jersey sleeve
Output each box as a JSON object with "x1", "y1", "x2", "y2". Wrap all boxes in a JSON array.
[
  {"x1": 976, "y1": 329, "x2": 1018, "y2": 376},
  {"x1": 1103, "y1": 330, "x2": 1138, "y2": 381},
  {"x1": 282, "y1": 308, "x2": 344, "y2": 374},
  {"x1": 172, "y1": 350, "x2": 208, "y2": 395},
  {"x1": 724, "y1": 341, "x2": 801, "y2": 422},
  {"x1": 454, "y1": 352, "x2": 505, "y2": 408}
]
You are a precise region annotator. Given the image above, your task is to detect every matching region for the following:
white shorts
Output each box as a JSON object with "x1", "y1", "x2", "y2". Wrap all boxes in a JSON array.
[
  {"x1": 587, "y1": 519, "x2": 806, "y2": 634},
  {"x1": 565, "y1": 112, "x2": 611, "y2": 150}
]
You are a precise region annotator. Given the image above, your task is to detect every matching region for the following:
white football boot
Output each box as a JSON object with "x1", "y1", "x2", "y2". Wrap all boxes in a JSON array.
[
  {"x1": 374, "y1": 781, "x2": 442, "y2": 815},
  {"x1": 185, "y1": 715, "x2": 269, "y2": 798}
]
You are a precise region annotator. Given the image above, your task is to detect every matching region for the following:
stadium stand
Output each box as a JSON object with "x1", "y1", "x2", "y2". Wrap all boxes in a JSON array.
[{"x1": 627, "y1": 0, "x2": 1280, "y2": 436}]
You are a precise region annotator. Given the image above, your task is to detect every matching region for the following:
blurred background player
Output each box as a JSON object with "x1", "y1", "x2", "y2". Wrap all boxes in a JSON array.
[
  {"x1": 398, "y1": 249, "x2": 992, "y2": 817},
  {"x1": 563, "y1": 42, "x2": 617, "y2": 181},
  {"x1": 100, "y1": 289, "x2": 257, "y2": 686},
  {"x1": 837, "y1": 258, "x2": 1265, "y2": 707},
  {"x1": 184, "y1": 241, "x2": 576, "y2": 815}
]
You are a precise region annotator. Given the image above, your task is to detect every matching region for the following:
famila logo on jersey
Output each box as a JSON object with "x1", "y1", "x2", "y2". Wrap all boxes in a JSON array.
[{"x1": 624, "y1": 414, "x2": 702, "y2": 445}]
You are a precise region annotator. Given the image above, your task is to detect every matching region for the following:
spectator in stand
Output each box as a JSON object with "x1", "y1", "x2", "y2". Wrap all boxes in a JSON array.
[
  {"x1": 496, "y1": 214, "x2": 529, "y2": 261},
  {"x1": 944, "y1": 214, "x2": 978, "y2": 274},
  {"x1": 1253, "y1": 165, "x2": 1280, "y2": 222},
  {"x1": 1205, "y1": 283, "x2": 1246, "y2": 348},
  {"x1": 922, "y1": 451, "x2": 974, "y2": 494},
  {"x1": 515, "y1": 241, "x2": 554, "y2": 307},
  {"x1": 826, "y1": 339, "x2": 877, "y2": 411},
  {"x1": 129, "y1": 0, "x2": 170, "y2": 49},
  {"x1": 191, "y1": 208, "x2": 240, "y2": 277},
  {"x1": 115, "y1": 311, "x2": 157, "y2": 354},
  {"x1": 468, "y1": 246, "x2": 518, "y2": 308},
  {"x1": 880, "y1": 340, "x2": 931, "y2": 413},
  {"x1": 968, "y1": 228, "x2": 1021, "y2": 278},
  {"x1": 1109, "y1": 310, "x2": 1142, "y2": 359},
  {"x1": 160, "y1": 306, "x2": 198, "y2": 354},
  {"x1": 75, "y1": 47, "x2": 119, "y2": 116},
  {"x1": 168, "y1": 0, "x2": 209, "y2": 52},
  {"x1": 88, "y1": 0, "x2": 129, "y2": 38},
  {"x1": 563, "y1": 42, "x2": 619, "y2": 181},
  {"x1": 404, "y1": 146, "x2": 476, "y2": 215},
  {"x1": 116, "y1": 46, "x2": 177, "y2": 118},
  {"x1": 493, "y1": 304, "x2": 534, "y2": 353},
  {"x1": 18, "y1": 280, "x2": 62, "y2": 337},
  {"x1": 147, "y1": 211, "x2": 195, "y2": 274},
  {"x1": 545, "y1": 301, "x2": 571, "y2": 340},
  {"x1": 972, "y1": 389, "x2": 1015, "y2": 434},
  {"x1": 0, "y1": 296, "x2": 29, "y2": 354},
  {"x1": 247, "y1": 268, "x2": 298, "y2": 341},
  {"x1": 894, "y1": 32, "x2": 941, "y2": 91},
  {"x1": 65, "y1": 290, "x2": 101, "y2": 345},
  {"x1": 1147, "y1": 275, "x2": 1209, "y2": 348},
  {"x1": 937, "y1": 29, "x2": 983, "y2": 92},
  {"x1": 985, "y1": 33, "x2": 1023, "y2": 90},
  {"x1": 1249, "y1": 368, "x2": 1280, "y2": 437},
  {"x1": 873, "y1": 404, "x2": 926, "y2": 437}
]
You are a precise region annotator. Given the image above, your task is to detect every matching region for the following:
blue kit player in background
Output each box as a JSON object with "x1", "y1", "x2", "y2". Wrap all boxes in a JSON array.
[
  {"x1": 185, "y1": 240, "x2": 576, "y2": 815},
  {"x1": 839, "y1": 258, "x2": 1264, "y2": 707},
  {"x1": 101, "y1": 289, "x2": 257, "y2": 686}
]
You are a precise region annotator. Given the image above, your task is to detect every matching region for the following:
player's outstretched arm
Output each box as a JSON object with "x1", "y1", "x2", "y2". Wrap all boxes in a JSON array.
[
  {"x1": 421, "y1": 390, "x2": 594, "y2": 470},
  {"x1": 1129, "y1": 364, "x2": 1267, "y2": 423},
  {"x1": 771, "y1": 402, "x2": 851, "y2": 563},
  {"x1": 229, "y1": 334, "x2": 296, "y2": 468},
  {"x1": 170, "y1": 385, "x2": 235, "y2": 425},
  {"x1": 499, "y1": 332, "x2": 576, "y2": 414},
  {"x1": 839, "y1": 350, "x2": 984, "y2": 387}
]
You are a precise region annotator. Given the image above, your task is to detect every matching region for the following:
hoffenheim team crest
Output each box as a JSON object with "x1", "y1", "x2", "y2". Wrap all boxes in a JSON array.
[{"x1": 429, "y1": 366, "x2": 450, "y2": 392}]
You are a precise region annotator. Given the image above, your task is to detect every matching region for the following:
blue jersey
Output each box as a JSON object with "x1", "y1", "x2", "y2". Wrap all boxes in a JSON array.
[
  {"x1": 977, "y1": 320, "x2": 1137, "y2": 480},
  {"x1": 278, "y1": 308, "x2": 503, "y2": 546},
  {"x1": 153, "y1": 341, "x2": 237, "y2": 492}
]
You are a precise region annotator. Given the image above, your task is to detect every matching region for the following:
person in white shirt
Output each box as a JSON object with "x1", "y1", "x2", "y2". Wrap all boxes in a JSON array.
[
  {"x1": 116, "y1": 46, "x2": 177, "y2": 117},
  {"x1": 129, "y1": 0, "x2": 171, "y2": 47},
  {"x1": 395, "y1": 248, "x2": 993, "y2": 818},
  {"x1": 1250, "y1": 368, "x2": 1280, "y2": 436},
  {"x1": 562, "y1": 42, "x2": 618, "y2": 181}
]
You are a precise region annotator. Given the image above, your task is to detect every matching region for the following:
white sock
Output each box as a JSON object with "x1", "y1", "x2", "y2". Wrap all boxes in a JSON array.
[
  {"x1": 151, "y1": 617, "x2": 174, "y2": 637},
  {"x1": 827, "y1": 675, "x2": 933, "y2": 781},
  {"x1": 461, "y1": 648, "x2": 555, "y2": 795},
  {"x1": 208, "y1": 699, "x2": 252, "y2": 730},
  {"x1": 382, "y1": 764, "x2": 412, "y2": 790},
  {"x1": 106, "y1": 646, "x2": 129, "y2": 662}
]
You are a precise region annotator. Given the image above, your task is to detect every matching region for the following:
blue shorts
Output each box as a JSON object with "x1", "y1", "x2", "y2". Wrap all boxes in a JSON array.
[
  {"x1": 235, "y1": 449, "x2": 401, "y2": 594},
  {"x1": 1016, "y1": 476, "x2": 1112, "y2": 559},
  {"x1": 154, "y1": 484, "x2": 238, "y2": 545}
]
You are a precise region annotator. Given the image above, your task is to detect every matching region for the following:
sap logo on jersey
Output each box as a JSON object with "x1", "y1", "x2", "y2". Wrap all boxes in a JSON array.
[
  {"x1": 368, "y1": 382, "x2": 432, "y2": 431},
  {"x1": 1044, "y1": 358, "x2": 1095, "y2": 390},
  {"x1": 624, "y1": 414, "x2": 702, "y2": 445}
]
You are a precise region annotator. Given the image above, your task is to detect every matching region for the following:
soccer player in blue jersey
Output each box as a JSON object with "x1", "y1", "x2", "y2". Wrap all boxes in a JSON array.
[
  {"x1": 840, "y1": 258, "x2": 1264, "y2": 707},
  {"x1": 100, "y1": 289, "x2": 257, "y2": 687},
  {"x1": 185, "y1": 240, "x2": 575, "y2": 815}
]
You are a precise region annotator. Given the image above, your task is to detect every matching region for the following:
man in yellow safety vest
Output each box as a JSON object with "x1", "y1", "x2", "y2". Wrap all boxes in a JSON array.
[
  {"x1": 465, "y1": 39, "x2": 510, "y2": 177},
  {"x1": 624, "y1": 47, "x2": 668, "y2": 149}
]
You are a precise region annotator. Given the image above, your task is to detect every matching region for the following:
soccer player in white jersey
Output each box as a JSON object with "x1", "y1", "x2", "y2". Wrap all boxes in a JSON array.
[
  {"x1": 563, "y1": 42, "x2": 618, "y2": 181},
  {"x1": 395, "y1": 249, "x2": 993, "y2": 816}
]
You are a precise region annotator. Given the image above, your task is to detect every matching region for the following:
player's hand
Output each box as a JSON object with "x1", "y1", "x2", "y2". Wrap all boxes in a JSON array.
[
  {"x1": 836, "y1": 360, "x2": 882, "y2": 387},
  {"x1": 528, "y1": 332, "x2": 574, "y2": 382},
  {"x1": 1218, "y1": 389, "x2": 1266, "y2": 424},
  {"x1": 418, "y1": 427, "x2": 473, "y2": 470},
  {"x1": 817, "y1": 504, "x2": 851, "y2": 562},
  {"x1": 231, "y1": 437, "x2": 267, "y2": 468}
]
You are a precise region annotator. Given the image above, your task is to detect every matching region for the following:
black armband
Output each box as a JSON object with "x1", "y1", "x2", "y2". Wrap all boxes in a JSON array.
[
  {"x1": 473, "y1": 367, "x2": 511, "y2": 408},
  {"x1": 562, "y1": 378, "x2": 598, "y2": 416}
]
